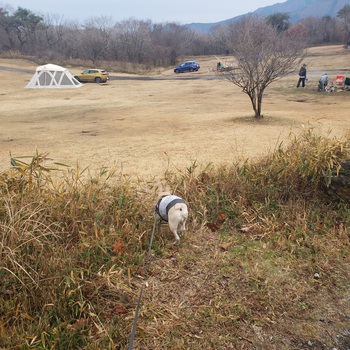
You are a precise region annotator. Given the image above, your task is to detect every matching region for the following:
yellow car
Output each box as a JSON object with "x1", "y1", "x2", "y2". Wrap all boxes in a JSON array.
[{"x1": 74, "y1": 69, "x2": 109, "y2": 83}]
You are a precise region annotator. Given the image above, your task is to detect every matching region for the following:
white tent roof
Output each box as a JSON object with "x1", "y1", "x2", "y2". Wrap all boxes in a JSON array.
[
  {"x1": 37, "y1": 63, "x2": 66, "y2": 72},
  {"x1": 26, "y1": 63, "x2": 82, "y2": 88}
]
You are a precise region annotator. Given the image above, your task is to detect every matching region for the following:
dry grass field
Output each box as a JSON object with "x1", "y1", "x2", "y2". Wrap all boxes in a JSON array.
[
  {"x1": 1, "y1": 45, "x2": 350, "y2": 178},
  {"x1": 1, "y1": 45, "x2": 350, "y2": 350}
]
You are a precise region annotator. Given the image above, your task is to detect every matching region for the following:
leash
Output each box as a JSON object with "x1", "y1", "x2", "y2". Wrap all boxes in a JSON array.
[{"x1": 127, "y1": 213, "x2": 158, "y2": 350}]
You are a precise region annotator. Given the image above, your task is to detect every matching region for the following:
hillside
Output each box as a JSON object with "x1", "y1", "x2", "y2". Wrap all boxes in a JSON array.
[
  {"x1": 186, "y1": 0, "x2": 350, "y2": 33},
  {"x1": 254, "y1": 0, "x2": 350, "y2": 22}
]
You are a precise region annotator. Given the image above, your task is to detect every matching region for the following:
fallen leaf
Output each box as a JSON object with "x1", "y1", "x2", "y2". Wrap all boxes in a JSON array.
[
  {"x1": 238, "y1": 226, "x2": 251, "y2": 233},
  {"x1": 238, "y1": 225, "x2": 265, "y2": 234},
  {"x1": 115, "y1": 305, "x2": 128, "y2": 314},
  {"x1": 217, "y1": 212, "x2": 227, "y2": 223},
  {"x1": 70, "y1": 318, "x2": 89, "y2": 330},
  {"x1": 206, "y1": 222, "x2": 220, "y2": 232},
  {"x1": 219, "y1": 242, "x2": 232, "y2": 251},
  {"x1": 206, "y1": 234, "x2": 218, "y2": 241},
  {"x1": 112, "y1": 241, "x2": 124, "y2": 254}
]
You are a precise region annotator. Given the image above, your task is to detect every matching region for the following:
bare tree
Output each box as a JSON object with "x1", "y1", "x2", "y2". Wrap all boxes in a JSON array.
[
  {"x1": 297, "y1": 17, "x2": 342, "y2": 46},
  {"x1": 75, "y1": 16, "x2": 114, "y2": 64},
  {"x1": 31, "y1": 14, "x2": 65, "y2": 58},
  {"x1": 113, "y1": 18, "x2": 152, "y2": 63},
  {"x1": 150, "y1": 22, "x2": 196, "y2": 65},
  {"x1": 220, "y1": 16, "x2": 305, "y2": 119},
  {"x1": 337, "y1": 5, "x2": 350, "y2": 47},
  {"x1": 58, "y1": 20, "x2": 82, "y2": 59},
  {"x1": 0, "y1": 6, "x2": 12, "y2": 51}
]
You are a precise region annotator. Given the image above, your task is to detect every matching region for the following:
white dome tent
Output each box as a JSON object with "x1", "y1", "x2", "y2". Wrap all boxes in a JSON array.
[{"x1": 26, "y1": 63, "x2": 82, "y2": 88}]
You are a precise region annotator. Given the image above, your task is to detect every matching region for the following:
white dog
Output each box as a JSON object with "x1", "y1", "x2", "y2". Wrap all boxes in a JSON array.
[{"x1": 155, "y1": 192, "x2": 188, "y2": 244}]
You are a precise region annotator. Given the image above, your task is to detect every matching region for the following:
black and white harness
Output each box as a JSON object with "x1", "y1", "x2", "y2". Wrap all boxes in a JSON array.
[{"x1": 155, "y1": 195, "x2": 185, "y2": 222}]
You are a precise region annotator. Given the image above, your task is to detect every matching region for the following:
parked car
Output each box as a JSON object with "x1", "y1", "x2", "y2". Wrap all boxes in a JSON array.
[
  {"x1": 174, "y1": 61, "x2": 200, "y2": 73},
  {"x1": 74, "y1": 69, "x2": 109, "y2": 83}
]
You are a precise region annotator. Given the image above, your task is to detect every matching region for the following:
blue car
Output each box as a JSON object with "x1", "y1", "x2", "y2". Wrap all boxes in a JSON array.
[{"x1": 174, "y1": 61, "x2": 200, "y2": 73}]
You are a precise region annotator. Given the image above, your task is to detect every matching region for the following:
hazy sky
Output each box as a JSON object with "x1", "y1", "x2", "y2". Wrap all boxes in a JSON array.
[{"x1": 2, "y1": 0, "x2": 287, "y2": 24}]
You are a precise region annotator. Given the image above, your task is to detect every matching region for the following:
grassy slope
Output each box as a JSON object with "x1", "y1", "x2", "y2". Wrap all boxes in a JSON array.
[{"x1": 1, "y1": 128, "x2": 350, "y2": 349}]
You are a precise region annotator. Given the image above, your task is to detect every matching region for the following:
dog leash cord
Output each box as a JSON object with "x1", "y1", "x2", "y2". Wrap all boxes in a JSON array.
[
  {"x1": 127, "y1": 287, "x2": 143, "y2": 350},
  {"x1": 143, "y1": 213, "x2": 158, "y2": 275},
  {"x1": 128, "y1": 213, "x2": 158, "y2": 350}
]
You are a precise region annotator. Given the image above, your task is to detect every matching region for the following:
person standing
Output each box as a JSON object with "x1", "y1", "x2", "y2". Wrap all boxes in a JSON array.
[{"x1": 297, "y1": 64, "x2": 307, "y2": 88}]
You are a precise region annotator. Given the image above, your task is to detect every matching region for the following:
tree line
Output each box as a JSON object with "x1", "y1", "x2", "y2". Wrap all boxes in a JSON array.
[{"x1": 1, "y1": 4, "x2": 350, "y2": 67}]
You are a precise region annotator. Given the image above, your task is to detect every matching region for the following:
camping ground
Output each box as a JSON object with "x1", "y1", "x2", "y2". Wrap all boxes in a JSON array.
[
  {"x1": 1, "y1": 45, "x2": 350, "y2": 178},
  {"x1": 1, "y1": 45, "x2": 350, "y2": 349}
]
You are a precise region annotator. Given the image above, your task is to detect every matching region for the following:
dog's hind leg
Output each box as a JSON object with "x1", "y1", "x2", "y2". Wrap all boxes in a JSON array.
[
  {"x1": 172, "y1": 231, "x2": 180, "y2": 245},
  {"x1": 172, "y1": 229, "x2": 180, "y2": 244},
  {"x1": 168, "y1": 221, "x2": 181, "y2": 244}
]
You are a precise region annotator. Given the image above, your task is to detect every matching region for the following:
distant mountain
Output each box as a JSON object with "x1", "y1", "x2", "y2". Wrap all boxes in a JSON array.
[{"x1": 185, "y1": 0, "x2": 350, "y2": 33}]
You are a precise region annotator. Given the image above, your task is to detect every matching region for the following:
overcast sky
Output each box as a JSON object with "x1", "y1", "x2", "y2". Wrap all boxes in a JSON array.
[{"x1": 2, "y1": 0, "x2": 287, "y2": 24}]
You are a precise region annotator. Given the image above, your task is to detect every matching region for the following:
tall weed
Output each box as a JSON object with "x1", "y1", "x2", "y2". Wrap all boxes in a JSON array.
[{"x1": 1, "y1": 128, "x2": 349, "y2": 348}]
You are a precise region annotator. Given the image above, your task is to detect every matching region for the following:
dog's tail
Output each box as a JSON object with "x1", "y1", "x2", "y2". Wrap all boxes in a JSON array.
[{"x1": 179, "y1": 215, "x2": 188, "y2": 231}]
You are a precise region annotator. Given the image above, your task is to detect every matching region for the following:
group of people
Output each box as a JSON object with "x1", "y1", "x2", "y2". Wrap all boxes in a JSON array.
[{"x1": 296, "y1": 63, "x2": 329, "y2": 91}]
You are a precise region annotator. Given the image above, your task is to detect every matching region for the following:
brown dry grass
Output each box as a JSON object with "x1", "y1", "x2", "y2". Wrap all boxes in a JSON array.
[
  {"x1": 1, "y1": 45, "x2": 350, "y2": 178},
  {"x1": 1, "y1": 45, "x2": 350, "y2": 350}
]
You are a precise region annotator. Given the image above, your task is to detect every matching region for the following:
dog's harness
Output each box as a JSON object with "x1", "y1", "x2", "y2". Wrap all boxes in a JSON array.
[{"x1": 155, "y1": 195, "x2": 185, "y2": 222}]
